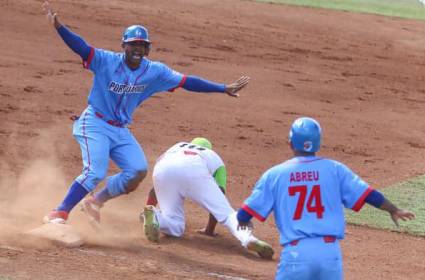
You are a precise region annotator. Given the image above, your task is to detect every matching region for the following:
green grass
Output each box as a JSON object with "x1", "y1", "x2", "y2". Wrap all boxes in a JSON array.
[
  {"x1": 346, "y1": 175, "x2": 425, "y2": 236},
  {"x1": 254, "y1": 0, "x2": 425, "y2": 20}
]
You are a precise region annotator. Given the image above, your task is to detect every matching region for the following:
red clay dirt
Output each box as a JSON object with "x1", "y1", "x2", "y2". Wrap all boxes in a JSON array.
[{"x1": 1, "y1": 0, "x2": 425, "y2": 279}]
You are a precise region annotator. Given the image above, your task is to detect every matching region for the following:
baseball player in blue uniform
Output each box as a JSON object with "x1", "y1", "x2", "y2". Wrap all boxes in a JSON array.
[
  {"x1": 237, "y1": 117, "x2": 415, "y2": 280},
  {"x1": 41, "y1": 2, "x2": 250, "y2": 227}
]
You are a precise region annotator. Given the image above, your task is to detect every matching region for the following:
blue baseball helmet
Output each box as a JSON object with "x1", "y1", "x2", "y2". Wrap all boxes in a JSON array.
[
  {"x1": 289, "y1": 117, "x2": 321, "y2": 153},
  {"x1": 122, "y1": 25, "x2": 150, "y2": 43}
]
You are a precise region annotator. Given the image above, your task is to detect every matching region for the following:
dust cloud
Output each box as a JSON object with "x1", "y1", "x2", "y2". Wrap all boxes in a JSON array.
[
  {"x1": 0, "y1": 125, "x2": 146, "y2": 249},
  {"x1": 0, "y1": 127, "x2": 69, "y2": 248}
]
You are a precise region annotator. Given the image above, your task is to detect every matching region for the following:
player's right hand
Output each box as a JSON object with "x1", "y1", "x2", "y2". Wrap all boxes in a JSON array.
[
  {"x1": 42, "y1": 1, "x2": 60, "y2": 28},
  {"x1": 390, "y1": 209, "x2": 415, "y2": 227}
]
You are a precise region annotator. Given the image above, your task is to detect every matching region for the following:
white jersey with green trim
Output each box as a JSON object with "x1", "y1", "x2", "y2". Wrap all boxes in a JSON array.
[{"x1": 157, "y1": 142, "x2": 224, "y2": 175}]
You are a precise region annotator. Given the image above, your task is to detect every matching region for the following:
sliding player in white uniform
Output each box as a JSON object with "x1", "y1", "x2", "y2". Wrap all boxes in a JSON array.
[{"x1": 141, "y1": 137, "x2": 274, "y2": 259}]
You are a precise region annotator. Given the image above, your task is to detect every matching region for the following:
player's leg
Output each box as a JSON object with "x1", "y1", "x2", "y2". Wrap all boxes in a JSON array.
[
  {"x1": 185, "y1": 175, "x2": 251, "y2": 241},
  {"x1": 186, "y1": 174, "x2": 239, "y2": 233},
  {"x1": 277, "y1": 240, "x2": 315, "y2": 280},
  {"x1": 185, "y1": 172, "x2": 233, "y2": 224},
  {"x1": 185, "y1": 174, "x2": 244, "y2": 236},
  {"x1": 79, "y1": 128, "x2": 146, "y2": 227},
  {"x1": 277, "y1": 238, "x2": 342, "y2": 280},
  {"x1": 317, "y1": 241, "x2": 343, "y2": 280},
  {"x1": 318, "y1": 259, "x2": 343, "y2": 280},
  {"x1": 44, "y1": 115, "x2": 110, "y2": 223},
  {"x1": 276, "y1": 259, "x2": 313, "y2": 280},
  {"x1": 94, "y1": 129, "x2": 148, "y2": 204},
  {"x1": 73, "y1": 121, "x2": 111, "y2": 193},
  {"x1": 151, "y1": 163, "x2": 186, "y2": 237}
]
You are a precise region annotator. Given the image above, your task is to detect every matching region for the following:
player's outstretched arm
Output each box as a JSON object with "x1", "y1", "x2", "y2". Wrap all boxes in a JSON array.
[
  {"x1": 42, "y1": 1, "x2": 91, "y2": 61},
  {"x1": 379, "y1": 199, "x2": 415, "y2": 227},
  {"x1": 42, "y1": 1, "x2": 61, "y2": 29},
  {"x1": 224, "y1": 76, "x2": 250, "y2": 98},
  {"x1": 181, "y1": 75, "x2": 249, "y2": 97},
  {"x1": 364, "y1": 189, "x2": 415, "y2": 227}
]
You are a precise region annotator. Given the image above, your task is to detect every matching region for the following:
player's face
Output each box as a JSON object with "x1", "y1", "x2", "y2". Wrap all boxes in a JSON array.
[{"x1": 122, "y1": 41, "x2": 150, "y2": 68}]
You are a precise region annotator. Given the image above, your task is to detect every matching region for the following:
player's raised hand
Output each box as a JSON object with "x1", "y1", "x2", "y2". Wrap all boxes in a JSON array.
[
  {"x1": 224, "y1": 76, "x2": 250, "y2": 98},
  {"x1": 390, "y1": 209, "x2": 415, "y2": 227},
  {"x1": 42, "y1": 1, "x2": 61, "y2": 29}
]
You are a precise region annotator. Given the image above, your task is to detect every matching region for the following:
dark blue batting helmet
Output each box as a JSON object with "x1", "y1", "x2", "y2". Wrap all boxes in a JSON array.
[
  {"x1": 289, "y1": 117, "x2": 322, "y2": 153},
  {"x1": 122, "y1": 25, "x2": 150, "y2": 43}
]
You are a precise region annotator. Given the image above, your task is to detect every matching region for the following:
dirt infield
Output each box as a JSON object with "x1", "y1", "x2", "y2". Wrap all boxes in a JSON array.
[{"x1": 1, "y1": 0, "x2": 425, "y2": 279}]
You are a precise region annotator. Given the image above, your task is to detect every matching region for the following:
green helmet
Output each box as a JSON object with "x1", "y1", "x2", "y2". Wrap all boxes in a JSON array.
[{"x1": 191, "y1": 137, "x2": 212, "y2": 150}]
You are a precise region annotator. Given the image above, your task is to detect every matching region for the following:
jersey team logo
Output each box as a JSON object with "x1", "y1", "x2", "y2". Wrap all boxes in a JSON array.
[
  {"x1": 109, "y1": 81, "x2": 146, "y2": 94},
  {"x1": 303, "y1": 141, "x2": 313, "y2": 152}
]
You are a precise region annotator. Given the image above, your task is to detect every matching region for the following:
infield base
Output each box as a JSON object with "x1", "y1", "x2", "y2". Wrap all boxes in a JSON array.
[{"x1": 26, "y1": 223, "x2": 84, "y2": 248}]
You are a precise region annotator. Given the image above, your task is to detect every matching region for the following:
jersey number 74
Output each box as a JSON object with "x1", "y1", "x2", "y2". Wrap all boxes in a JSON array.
[{"x1": 289, "y1": 185, "x2": 325, "y2": 220}]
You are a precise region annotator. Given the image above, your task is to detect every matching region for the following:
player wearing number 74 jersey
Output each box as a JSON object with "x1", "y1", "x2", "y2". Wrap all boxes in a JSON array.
[{"x1": 237, "y1": 117, "x2": 415, "y2": 280}]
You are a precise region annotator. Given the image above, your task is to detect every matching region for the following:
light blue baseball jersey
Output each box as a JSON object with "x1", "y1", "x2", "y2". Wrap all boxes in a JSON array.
[
  {"x1": 242, "y1": 156, "x2": 372, "y2": 245},
  {"x1": 83, "y1": 48, "x2": 185, "y2": 125}
]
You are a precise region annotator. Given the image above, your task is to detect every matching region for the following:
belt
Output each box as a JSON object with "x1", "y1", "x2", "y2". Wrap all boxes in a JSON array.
[
  {"x1": 289, "y1": 236, "x2": 336, "y2": 246},
  {"x1": 95, "y1": 112, "x2": 126, "y2": 128}
]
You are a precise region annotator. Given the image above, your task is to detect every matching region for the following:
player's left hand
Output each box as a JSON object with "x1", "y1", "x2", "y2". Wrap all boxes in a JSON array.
[
  {"x1": 225, "y1": 76, "x2": 250, "y2": 97},
  {"x1": 390, "y1": 209, "x2": 415, "y2": 227},
  {"x1": 196, "y1": 228, "x2": 218, "y2": 237}
]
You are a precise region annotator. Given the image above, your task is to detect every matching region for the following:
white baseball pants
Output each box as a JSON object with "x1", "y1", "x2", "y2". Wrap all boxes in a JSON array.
[{"x1": 152, "y1": 155, "x2": 256, "y2": 247}]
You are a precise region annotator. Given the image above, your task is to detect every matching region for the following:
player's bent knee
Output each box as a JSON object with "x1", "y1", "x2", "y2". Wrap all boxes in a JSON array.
[
  {"x1": 125, "y1": 183, "x2": 140, "y2": 193},
  {"x1": 124, "y1": 170, "x2": 147, "y2": 193},
  {"x1": 173, "y1": 225, "x2": 185, "y2": 237},
  {"x1": 134, "y1": 169, "x2": 147, "y2": 181}
]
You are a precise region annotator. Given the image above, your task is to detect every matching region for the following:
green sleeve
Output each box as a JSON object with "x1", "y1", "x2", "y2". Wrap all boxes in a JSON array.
[{"x1": 213, "y1": 165, "x2": 227, "y2": 193}]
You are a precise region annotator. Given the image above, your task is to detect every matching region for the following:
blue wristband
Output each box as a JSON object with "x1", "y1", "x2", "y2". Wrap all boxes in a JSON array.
[
  {"x1": 365, "y1": 189, "x2": 385, "y2": 208},
  {"x1": 237, "y1": 208, "x2": 253, "y2": 223}
]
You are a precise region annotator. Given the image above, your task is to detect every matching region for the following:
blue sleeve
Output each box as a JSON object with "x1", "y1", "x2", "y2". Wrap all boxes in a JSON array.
[
  {"x1": 149, "y1": 63, "x2": 185, "y2": 93},
  {"x1": 57, "y1": 25, "x2": 91, "y2": 61},
  {"x1": 241, "y1": 171, "x2": 275, "y2": 222},
  {"x1": 85, "y1": 48, "x2": 117, "y2": 73},
  {"x1": 365, "y1": 189, "x2": 385, "y2": 208},
  {"x1": 336, "y1": 162, "x2": 373, "y2": 211},
  {"x1": 182, "y1": 75, "x2": 226, "y2": 93}
]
